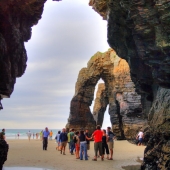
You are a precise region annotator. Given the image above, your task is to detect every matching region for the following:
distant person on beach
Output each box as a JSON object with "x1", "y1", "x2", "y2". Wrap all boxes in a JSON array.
[
  {"x1": 42, "y1": 127, "x2": 50, "y2": 150},
  {"x1": 36, "y1": 133, "x2": 39, "y2": 140},
  {"x1": 27, "y1": 131, "x2": 31, "y2": 141},
  {"x1": 136, "y1": 129, "x2": 144, "y2": 146},
  {"x1": 79, "y1": 130, "x2": 88, "y2": 160},
  {"x1": 92, "y1": 125, "x2": 103, "y2": 161},
  {"x1": 102, "y1": 129, "x2": 109, "y2": 160},
  {"x1": 49, "y1": 130, "x2": 53, "y2": 140},
  {"x1": 1, "y1": 129, "x2": 5, "y2": 140},
  {"x1": 107, "y1": 126, "x2": 115, "y2": 160},
  {"x1": 55, "y1": 131, "x2": 61, "y2": 151},
  {"x1": 17, "y1": 132, "x2": 20, "y2": 139},
  {"x1": 40, "y1": 130, "x2": 43, "y2": 140},
  {"x1": 59, "y1": 128, "x2": 68, "y2": 155}
]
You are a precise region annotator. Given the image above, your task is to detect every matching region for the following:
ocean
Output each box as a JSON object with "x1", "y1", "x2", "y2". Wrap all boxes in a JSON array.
[{"x1": 3, "y1": 129, "x2": 61, "y2": 139}]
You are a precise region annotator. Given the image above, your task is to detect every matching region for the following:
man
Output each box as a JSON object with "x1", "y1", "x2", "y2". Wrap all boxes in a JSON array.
[
  {"x1": 69, "y1": 129, "x2": 75, "y2": 155},
  {"x1": 1, "y1": 129, "x2": 5, "y2": 140},
  {"x1": 27, "y1": 130, "x2": 31, "y2": 141},
  {"x1": 107, "y1": 126, "x2": 115, "y2": 160},
  {"x1": 49, "y1": 130, "x2": 53, "y2": 140},
  {"x1": 92, "y1": 125, "x2": 103, "y2": 161},
  {"x1": 42, "y1": 127, "x2": 50, "y2": 150},
  {"x1": 85, "y1": 129, "x2": 91, "y2": 156},
  {"x1": 59, "y1": 128, "x2": 68, "y2": 155},
  {"x1": 67, "y1": 129, "x2": 71, "y2": 152},
  {"x1": 136, "y1": 129, "x2": 144, "y2": 146}
]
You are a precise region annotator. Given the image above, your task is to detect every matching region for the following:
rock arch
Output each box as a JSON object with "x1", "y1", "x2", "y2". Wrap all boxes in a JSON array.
[{"x1": 66, "y1": 49, "x2": 147, "y2": 139}]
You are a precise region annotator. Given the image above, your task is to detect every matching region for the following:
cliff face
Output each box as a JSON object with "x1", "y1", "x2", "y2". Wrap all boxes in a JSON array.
[
  {"x1": 67, "y1": 49, "x2": 146, "y2": 139},
  {"x1": 0, "y1": 0, "x2": 47, "y2": 108},
  {"x1": 89, "y1": 0, "x2": 170, "y2": 169}
]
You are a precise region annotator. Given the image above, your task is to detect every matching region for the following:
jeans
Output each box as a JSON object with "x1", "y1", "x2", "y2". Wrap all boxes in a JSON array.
[
  {"x1": 70, "y1": 141, "x2": 75, "y2": 153},
  {"x1": 80, "y1": 142, "x2": 88, "y2": 160}
]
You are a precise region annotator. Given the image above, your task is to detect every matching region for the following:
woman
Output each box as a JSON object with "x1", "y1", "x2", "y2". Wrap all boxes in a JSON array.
[
  {"x1": 102, "y1": 129, "x2": 109, "y2": 160},
  {"x1": 74, "y1": 131, "x2": 80, "y2": 159},
  {"x1": 56, "y1": 131, "x2": 61, "y2": 151},
  {"x1": 79, "y1": 130, "x2": 88, "y2": 160}
]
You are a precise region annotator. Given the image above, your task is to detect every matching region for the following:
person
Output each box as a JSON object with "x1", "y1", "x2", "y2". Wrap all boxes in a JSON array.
[
  {"x1": 40, "y1": 130, "x2": 43, "y2": 141},
  {"x1": 0, "y1": 132, "x2": 9, "y2": 170},
  {"x1": 67, "y1": 130, "x2": 71, "y2": 152},
  {"x1": 55, "y1": 131, "x2": 61, "y2": 151},
  {"x1": 85, "y1": 129, "x2": 91, "y2": 157},
  {"x1": 136, "y1": 129, "x2": 144, "y2": 146},
  {"x1": 74, "y1": 131, "x2": 80, "y2": 159},
  {"x1": 36, "y1": 133, "x2": 39, "y2": 140},
  {"x1": 1, "y1": 129, "x2": 5, "y2": 140},
  {"x1": 33, "y1": 133, "x2": 35, "y2": 139},
  {"x1": 17, "y1": 132, "x2": 20, "y2": 139},
  {"x1": 27, "y1": 131, "x2": 31, "y2": 141},
  {"x1": 69, "y1": 129, "x2": 75, "y2": 155},
  {"x1": 79, "y1": 130, "x2": 88, "y2": 160},
  {"x1": 49, "y1": 130, "x2": 53, "y2": 140},
  {"x1": 42, "y1": 127, "x2": 50, "y2": 150},
  {"x1": 107, "y1": 126, "x2": 115, "y2": 160},
  {"x1": 92, "y1": 125, "x2": 103, "y2": 161},
  {"x1": 102, "y1": 129, "x2": 109, "y2": 160},
  {"x1": 59, "y1": 128, "x2": 68, "y2": 155}
]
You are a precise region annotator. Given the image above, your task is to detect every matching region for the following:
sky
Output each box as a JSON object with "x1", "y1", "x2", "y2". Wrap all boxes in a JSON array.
[{"x1": 0, "y1": 0, "x2": 111, "y2": 130}]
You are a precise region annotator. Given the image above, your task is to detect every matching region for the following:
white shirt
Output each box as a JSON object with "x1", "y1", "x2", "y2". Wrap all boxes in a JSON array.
[{"x1": 138, "y1": 131, "x2": 143, "y2": 138}]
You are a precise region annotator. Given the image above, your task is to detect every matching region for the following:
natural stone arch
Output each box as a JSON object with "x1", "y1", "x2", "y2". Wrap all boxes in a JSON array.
[
  {"x1": 66, "y1": 49, "x2": 147, "y2": 138},
  {"x1": 66, "y1": 49, "x2": 115, "y2": 133}
]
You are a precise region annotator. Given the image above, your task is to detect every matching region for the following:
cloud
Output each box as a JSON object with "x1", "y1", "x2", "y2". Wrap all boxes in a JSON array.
[{"x1": 1, "y1": 0, "x2": 111, "y2": 129}]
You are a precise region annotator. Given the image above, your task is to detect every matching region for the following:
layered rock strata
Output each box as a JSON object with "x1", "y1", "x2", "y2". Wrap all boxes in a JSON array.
[
  {"x1": 0, "y1": 0, "x2": 47, "y2": 109},
  {"x1": 89, "y1": 0, "x2": 170, "y2": 169},
  {"x1": 67, "y1": 49, "x2": 147, "y2": 139}
]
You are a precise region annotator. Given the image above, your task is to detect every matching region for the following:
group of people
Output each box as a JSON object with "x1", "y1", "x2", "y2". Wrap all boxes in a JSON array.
[
  {"x1": 53, "y1": 125, "x2": 115, "y2": 161},
  {"x1": 26, "y1": 130, "x2": 53, "y2": 141}
]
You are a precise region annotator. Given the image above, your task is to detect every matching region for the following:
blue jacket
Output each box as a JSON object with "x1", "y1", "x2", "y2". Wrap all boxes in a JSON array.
[{"x1": 59, "y1": 132, "x2": 68, "y2": 142}]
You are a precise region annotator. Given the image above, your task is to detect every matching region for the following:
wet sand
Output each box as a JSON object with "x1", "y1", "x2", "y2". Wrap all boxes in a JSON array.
[{"x1": 4, "y1": 139, "x2": 145, "y2": 170}]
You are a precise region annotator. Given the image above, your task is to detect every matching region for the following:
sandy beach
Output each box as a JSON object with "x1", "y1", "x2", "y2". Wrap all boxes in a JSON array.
[{"x1": 3, "y1": 139, "x2": 145, "y2": 170}]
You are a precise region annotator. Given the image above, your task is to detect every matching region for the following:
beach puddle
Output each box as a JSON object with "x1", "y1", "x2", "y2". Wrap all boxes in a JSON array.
[
  {"x1": 122, "y1": 165, "x2": 141, "y2": 170},
  {"x1": 3, "y1": 167, "x2": 51, "y2": 170}
]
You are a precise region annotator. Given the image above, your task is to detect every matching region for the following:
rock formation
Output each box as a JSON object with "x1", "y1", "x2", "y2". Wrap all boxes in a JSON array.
[
  {"x1": 67, "y1": 49, "x2": 147, "y2": 139},
  {"x1": 0, "y1": 0, "x2": 47, "y2": 109},
  {"x1": 89, "y1": 0, "x2": 170, "y2": 169},
  {"x1": 0, "y1": 136, "x2": 9, "y2": 169}
]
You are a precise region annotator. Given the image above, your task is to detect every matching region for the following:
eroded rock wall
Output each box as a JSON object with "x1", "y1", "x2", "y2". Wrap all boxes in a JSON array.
[
  {"x1": 89, "y1": 0, "x2": 170, "y2": 169},
  {"x1": 67, "y1": 49, "x2": 146, "y2": 138},
  {"x1": 0, "y1": 0, "x2": 47, "y2": 108}
]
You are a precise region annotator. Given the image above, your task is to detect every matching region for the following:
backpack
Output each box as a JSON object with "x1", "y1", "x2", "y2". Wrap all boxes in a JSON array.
[{"x1": 73, "y1": 136, "x2": 77, "y2": 143}]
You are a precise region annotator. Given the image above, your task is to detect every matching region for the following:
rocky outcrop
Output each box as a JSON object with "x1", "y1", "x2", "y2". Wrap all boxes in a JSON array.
[
  {"x1": 67, "y1": 49, "x2": 147, "y2": 138},
  {"x1": 89, "y1": 0, "x2": 170, "y2": 169},
  {"x1": 0, "y1": 0, "x2": 47, "y2": 109},
  {"x1": 0, "y1": 138, "x2": 9, "y2": 169}
]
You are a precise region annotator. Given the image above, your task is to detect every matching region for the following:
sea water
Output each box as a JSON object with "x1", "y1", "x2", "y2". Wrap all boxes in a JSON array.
[{"x1": 3, "y1": 129, "x2": 61, "y2": 139}]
